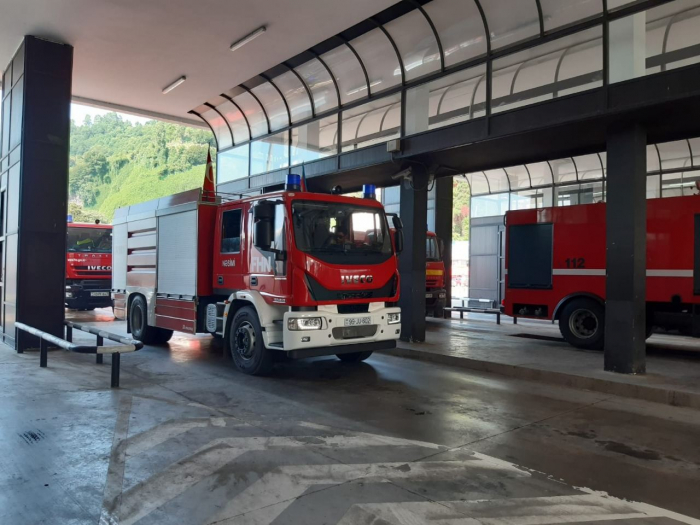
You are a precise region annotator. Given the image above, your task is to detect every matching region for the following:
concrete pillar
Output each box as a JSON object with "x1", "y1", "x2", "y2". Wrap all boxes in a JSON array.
[
  {"x1": 609, "y1": 13, "x2": 646, "y2": 83},
  {"x1": 399, "y1": 166, "x2": 429, "y2": 342},
  {"x1": 0, "y1": 37, "x2": 73, "y2": 350},
  {"x1": 434, "y1": 177, "x2": 453, "y2": 309},
  {"x1": 604, "y1": 123, "x2": 647, "y2": 374}
]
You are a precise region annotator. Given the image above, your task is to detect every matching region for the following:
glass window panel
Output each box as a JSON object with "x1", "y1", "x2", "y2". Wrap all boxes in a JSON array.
[
  {"x1": 689, "y1": 137, "x2": 700, "y2": 167},
  {"x1": 321, "y1": 45, "x2": 367, "y2": 105},
  {"x1": 540, "y1": 0, "x2": 602, "y2": 32},
  {"x1": 575, "y1": 154, "x2": 605, "y2": 180},
  {"x1": 295, "y1": 58, "x2": 338, "y2": 114},
  {"x1": 9, "y1": 76, "x2": 23, "y2": 151},
  {"x1": 200, "y1": 106, "x2": 232, "y2": 150},
  {"x1": 657, "y1": 140, "x2": 692, "y2": 171},
  {"x1": 511, "y1": 189, "x2": 544, "y2": 210},
  {"x1": 661, "y1": 170, "x2": 700, "y2": 196},
  {"x1": 483, "y1": 169, "x2": 510, "y2": 193},
  {"x1": 492, "y1": 27, "x2": 603, "y2": 114},
  {"x1": 661, "y1": 3, "x2": 700, "y2": 71},
  {"x1": 341, "y1": 93, "x2": 401, "y2": 152},
  {"x1": 526, "y1": 162, "x2": 554, "y2": 186},
  {"x1": 2, "y1": 92, "x2": 10, "y2": 157},
  {"x1": 251, "y1": 81, "x2": 289, "y2": 131},
  {"x1": 216, "y1": 99, "x2": 250, "y2": 144},
  {"x1": 218, "y1": 145, "x2": 250, "y2": 183},
  {"x1": 646, "y1": 146, "x2": 661, "y2": 172},
  {"x1": 579, "y1": 181, "x2": 605, "y2": 203},
  {"x1": 480, "y1": 0, "x2": 540, "y2": 50},
  {"x1": 232, "y1": 91, "x2": 268, "y2": 138},
  {"x1": 423, "y1": 0, "x2": 487, "y2": 67},
  {"x1": 384, "y1": 9, "x2": 441, "y2": 82},
  {"x1": 471, "y1": 193, "x2": 509, "y2": 217},
  {"x1": 250, "y1": 131, "x2": 289, "y2": 176},
  {"x1": 465, "y1": 172, "x2": 490, "y2": 196},
  {"x1": 647, "y1": 174, "x2": 661, "y2": 199},
  {"x1": 598, "y1": 152, "x2": 607, "y2": 178},
  {"x1": 556, "y1": 184, "x2": 580, "y2": 206},
  {"x1": 271, "y1": 71, "x2": 313, "y2": 123},
  {"x1": 350, "y1": 28, "x2": 402, "y2": 94},
  {"x1": 504, "y1": 166, "x2": 532, "y2": 189},
  {"x1": 550, "y1": 158, "x2": 577, "y2": 183},
  {"x1": 291, "y1": 115, "x2": 338, "y2": 165},
  {"x1": 607, "y1": 0, "x2": 639, "y2": 10}
]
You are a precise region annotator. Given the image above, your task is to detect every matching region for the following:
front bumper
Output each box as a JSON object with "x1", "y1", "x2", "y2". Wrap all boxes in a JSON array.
[
  {"x1": 282, "y1": 306, "x2": 401, "y2": 352},
  {"x1": 425, "y1": 289, "x2": 447, "y2": 306},
  {"x1": 66, "y1": 286, "x2": 112, "y2": 309}
]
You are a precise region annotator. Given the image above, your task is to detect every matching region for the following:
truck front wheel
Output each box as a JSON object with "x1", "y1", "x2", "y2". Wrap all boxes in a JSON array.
[
  {"x1": 337, "y1": 351, "x2": 373, "y2": 363},
  {"x1": 228, "y1": 307, "x2": 274, "y2": 376},
  {"x1": 129, "y1": 295, "x2": 172, "y2": 345},
  {"x1": 559, "y1": 298, "x2": 605, "y2": 350}
]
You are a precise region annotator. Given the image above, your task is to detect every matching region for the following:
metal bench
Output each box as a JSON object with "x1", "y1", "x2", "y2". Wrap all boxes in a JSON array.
[
  {"x1": 443, "y1": 298, "x2": 516, "y2": 325},
  {"x1": 15, "y1": 321, "x2": 143, "y2": 388}
]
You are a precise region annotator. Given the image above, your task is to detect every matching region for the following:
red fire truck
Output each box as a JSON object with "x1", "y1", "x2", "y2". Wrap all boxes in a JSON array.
[
  {"x1": 65, "y1": 220, "x2": 113, "y2": 310},
  {"x1": 425, "y1": 231, "x2": 447, "y2": 318},
  {"x1": 504, "y1": 195, "x2": 700, "y2": 349},
  {"x1": 111, "y1": 177, "x2": 403, "y2": 375}
]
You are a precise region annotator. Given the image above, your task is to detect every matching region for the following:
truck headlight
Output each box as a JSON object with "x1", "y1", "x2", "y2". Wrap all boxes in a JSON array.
[
  {"x1": 65, "y1": 292, "x2": 73, "y2": 298},
  {"x1": 387, "y1": 312, "x2": 401, "y2": 324},
  {"x1": 288, "y1": 317, "x2": 323, "y2": 331}
]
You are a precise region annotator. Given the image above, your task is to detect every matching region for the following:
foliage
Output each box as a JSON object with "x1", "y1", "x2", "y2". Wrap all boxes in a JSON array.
[
  {"x1": 67, "y1": 202, "x2": 108, "y2": 224},
  {"x1": 452, "y1": 178, "x2": 471, "y2": 241},
  {"x1": 69, "y1": 113, "x2": 214, "y2": 219}
]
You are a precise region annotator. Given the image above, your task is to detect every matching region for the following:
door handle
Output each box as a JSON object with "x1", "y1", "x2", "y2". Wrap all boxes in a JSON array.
[
  {"x1": 217, "y1": 276, "x2": 224, "y2": 285},
  {"x1": 251, "y1": 276, "x2": 258, "y2": 286}
]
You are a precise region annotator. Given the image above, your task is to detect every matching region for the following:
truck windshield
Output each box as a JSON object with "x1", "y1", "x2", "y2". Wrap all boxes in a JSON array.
[
  {"x1": 292, "y1": 200, "x2": 392, "y2": 264},
  {"x1": 426, "y1": 237, "x2": 441, "y2": 262},
  {"x1": 67, "y1": 227, "x2": 112, "y2": 253}
]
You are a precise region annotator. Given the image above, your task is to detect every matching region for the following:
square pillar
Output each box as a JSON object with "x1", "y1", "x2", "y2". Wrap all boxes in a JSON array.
[
  {"x1": 434, "y1": 177, "x2": 453, "y2": 310},
  {"x1": 0, "y1": 36, "x2": 73, "y2": 350},
  {"x1": 399, "y1": 168, "x2": 428, "y2": 342},
  {"x1": 604, "y1": 123, "x2": 647, "y2": 374}
]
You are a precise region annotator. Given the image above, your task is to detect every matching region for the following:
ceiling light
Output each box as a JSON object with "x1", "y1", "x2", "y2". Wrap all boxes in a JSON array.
[
  {"x1": 162, "y1": 76, "x2": 187, "y2": 94},
  {"x1": 230, "y1": 26, "x2": 267, "y2": 52}
]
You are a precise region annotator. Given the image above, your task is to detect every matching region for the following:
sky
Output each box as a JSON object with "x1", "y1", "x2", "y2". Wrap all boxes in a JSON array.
[{"x1": 71, "y1": 103, "x2": 152, "y2": 126}]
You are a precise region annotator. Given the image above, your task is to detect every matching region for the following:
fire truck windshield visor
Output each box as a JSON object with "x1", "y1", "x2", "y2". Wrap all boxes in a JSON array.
[
  {"x1": 67, "y1": 228, "x2": 112, "y2": 253},
  {"x1": 292, "y1": 200, "x2": 393, "y2": 265}
]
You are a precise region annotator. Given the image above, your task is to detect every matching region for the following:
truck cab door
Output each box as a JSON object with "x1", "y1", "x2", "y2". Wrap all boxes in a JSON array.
[{"x1": 214, "y1": 206, "x2": 245, "y2": 293}]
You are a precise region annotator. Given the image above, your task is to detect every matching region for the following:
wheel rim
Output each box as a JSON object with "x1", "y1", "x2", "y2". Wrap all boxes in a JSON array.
[
  {"x1": 234, "y1": 321, "x2": 256, "y2": 360},
  {"x1": 569, "y1": 308, "x2": 598, "y2": 339},
  {"x1": 131, "y1": 305, "x2": 143, "y2": 333}
]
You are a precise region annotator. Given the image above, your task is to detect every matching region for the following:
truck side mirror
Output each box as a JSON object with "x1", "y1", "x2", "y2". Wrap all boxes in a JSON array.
[
  {"x1": 438, "y1": 238, "x2": 445, "y2": 257},
  {"x1": 394, "y1": 229, "x2": 404, "y2": 254},
  {"x1": 253, "y1": 200, "x2": 275, "y2": 252},
  {"x1": 391, "y1": 215, "x2": 403, "y2": 230}
]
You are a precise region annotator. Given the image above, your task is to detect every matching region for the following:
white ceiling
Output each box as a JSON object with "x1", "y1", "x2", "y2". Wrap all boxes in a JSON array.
[{"x1": 1, "y1": 0, "x2": 398, "y2": 127}]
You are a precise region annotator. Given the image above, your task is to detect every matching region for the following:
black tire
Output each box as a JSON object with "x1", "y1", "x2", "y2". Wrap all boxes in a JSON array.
[
  {"x1": 228, "y1": 307, "x2": 273, "y2": 375},
  {"x1": 156, "y1": 329, "x2": 174, "y2": 344},
  {"x1": 559, "y1": 298, "x2": 605, "y2": 350},
  {"x1": 337, "y1": 351, "x2": 373, "y2": 363},
  {"x1": 129, "y1": 295, "x2": 162, "y2": 345}
]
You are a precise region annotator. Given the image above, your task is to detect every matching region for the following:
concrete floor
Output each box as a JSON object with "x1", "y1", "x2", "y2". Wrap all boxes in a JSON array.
[{"x1": 1, "y1": 309, "x2": 699, "y2": 524}]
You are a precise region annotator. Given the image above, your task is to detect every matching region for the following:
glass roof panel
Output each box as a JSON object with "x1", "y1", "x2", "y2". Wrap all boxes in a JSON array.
[
  {"x1": 215, "y1": 99, "x2": 250, "y2": 144},
  {"x1": 540, "y1": 0, "x2": 603, "y2": 32},
  {"x1": 657, "y1": 140, "x2": 692, "y2": 171},
  {"x1": 480, "y1": 0, "x2": 540, "y2": 50},
  {"x1": 384, "y1": 9, "x2": 441, "y2": 82},
  {"x1": 270, "y1": 70, "x2": 313, "y2": 124},
  {"x1": 321, "y1": 44, "x2": 368, "y2": 105},
  {"x1": 350, "y1": 27, "x2": 402, "y2": 94},
  {"x1": 557, "y1": 32, "x2": 604, "y2": 97},
  {"x1": 295, "y1": 58, "x2": 339, "y2": 114},
  {"x1": 200, "y1": 106, "x2": 232, "y2": 150},
  {"x1": 232, "y1": 91, "x2": 268, "y2": 138},
  {"x1": 574, "y1": 153, "x2": 604, "y2": 180},
  {"x1": 526, "y1": 162, "x2": 554, "y2": 186},
  {"x1": 504, "y1": 165, "x2": 532, "y2": 189},
  {"x1": 250, "y1": 81, "x2": 289, "y2": 131},
  {"x1": 550, "y1": 158, "x2": 577, "y2": 183},
  {"x1": 484, "y1": 169, "x2": 510, "y2": 192},
  {"x1": 647, "y1": 146, "x2": 661, "y2": 173},
  {"x1": 688, "y1": 137, "x2": 700, "y2": 167},
  {"x1": 465, "y1": 172, "x2": 490, "y2": 195},
  {"x1": 341, "y1": 93, "x2": 401, "y2": 152},
  {"x1": 423, "y1": 0, "x2": 487, "y2": 68},
  {"x1": 427, "y1": 64, "x2": 487, "y2": 130}
]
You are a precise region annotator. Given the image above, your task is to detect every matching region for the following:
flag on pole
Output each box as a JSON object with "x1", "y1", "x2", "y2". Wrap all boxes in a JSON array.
[{"x1": 202, "y1": 146, "x2": 215, "y2": 202}]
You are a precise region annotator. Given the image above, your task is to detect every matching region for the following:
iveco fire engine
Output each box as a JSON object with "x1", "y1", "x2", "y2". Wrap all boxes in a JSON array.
[
  {"x1": 504, "y1": 195, "x2": 700, "y2": 349},
  {"x1": 111, "y1": 176, "x2": 403, "y2": 375},
  {"x1": 65, "y1": 219, "x2": 113, "y2": 310}
]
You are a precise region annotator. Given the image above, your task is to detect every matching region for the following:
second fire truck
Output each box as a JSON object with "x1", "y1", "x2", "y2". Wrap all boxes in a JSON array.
[
  {"x1": 111, "y1": 176, "x2": 403, "y2": 375},
  {"x1": 66, "y1": 219, "x2": 113, "y2": 310}
]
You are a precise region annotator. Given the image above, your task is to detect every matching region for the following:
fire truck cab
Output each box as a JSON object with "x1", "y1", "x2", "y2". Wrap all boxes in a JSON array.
[
  {"x1": 504, "y1": 195, "x2": 700, "y2": 349},
  {"x1": 65, "y1": 220, "x2": 113, "y2": 310},
  {"x1": 425, "y1": 231, "x2": 447, "y2": 318},
  {"x1": 112, "y1": 177, "x2": 403, "y2": 375}
]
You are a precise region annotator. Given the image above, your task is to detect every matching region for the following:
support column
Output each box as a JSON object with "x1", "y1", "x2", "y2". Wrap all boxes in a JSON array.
[
  {"x1": 399, "y1": 167, "x2": 428, "y2": 342},
  {"x1": 604, "y1": 123, "x2": 647, "y2": 374},
  {"x1": 0, "y1": 36, "x2": 73, "y2": 350},
  {"x1": 434, "y1": 177, "x2": 453, "y2": 310}
]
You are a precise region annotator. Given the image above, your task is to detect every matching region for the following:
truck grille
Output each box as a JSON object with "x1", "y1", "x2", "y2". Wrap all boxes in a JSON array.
[{"x1": 332, "y1": 325, "x2": 377, "y2": 340}]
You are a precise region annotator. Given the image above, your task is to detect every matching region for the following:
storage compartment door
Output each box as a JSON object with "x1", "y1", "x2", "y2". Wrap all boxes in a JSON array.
[
  {"x1": 112, "y1": 223, "x2": 128, "y2": 290},
  {"x1": 508, "y1": 223, "x2": 553, "y2": 289},
  {"x1": 157, "y1": 210, "x2": 198, "y2": 296}
]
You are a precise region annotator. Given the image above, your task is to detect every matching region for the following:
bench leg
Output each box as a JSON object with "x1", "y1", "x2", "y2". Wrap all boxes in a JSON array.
[
  {"x1": 460, "y1": 311, "x2": 464, "y2": 319},
  {"x1": 497, "y1": 312, "x2": 501, "y2": 325},
  {"x1": 96, "y1": 335, "x2": 103, "y2": 364},
  {"x1": 111, "y1": 353, "x2": 120, "y2": 388},
  {"x1": 40, "y1": 339, "x2": 48, "y2": 368},
  {"x1": 66, "y1": 326, "x2": 72, "y2": 343},
  {"x1": 513, "y1": 317, "x2": 517, "y2": 325}
]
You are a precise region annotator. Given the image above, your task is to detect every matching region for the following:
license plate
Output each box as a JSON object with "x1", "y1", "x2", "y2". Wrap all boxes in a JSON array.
[
  {"x1": 344, "y1": 316, "x2": 371, "y2": 327},
  {"x1": 425, "y1": 293, "x2": 432, "y2": 298},
  {"x1": 91, "y1": 292, "x2": 109, "y2": 297}
]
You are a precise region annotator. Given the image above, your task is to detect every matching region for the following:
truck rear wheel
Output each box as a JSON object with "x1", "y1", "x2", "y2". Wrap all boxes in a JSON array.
[
  {"x1": 337, "y1": 351, "x2": 373, "y2": 363},
  {"x1": 559, "y1": 298, "x2": 605, "y2": 350},
  {"x1": 130, "y1": 295, "x2": 172, "y2": 345},
  {"x1": 228, "y1": 307, "x2": 273, "y2": 376}
]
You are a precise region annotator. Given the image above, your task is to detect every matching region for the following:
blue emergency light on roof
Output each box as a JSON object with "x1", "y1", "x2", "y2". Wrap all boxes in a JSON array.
[
  {"x1": 363, "y1": 184, "x2": 376, "y2": 199},
  {"x1": 67, "y1": 214, "x2": 73, "y2": 223},
  {"x1": 286, "y1": 173, "x2": 301, "y2": 192}
]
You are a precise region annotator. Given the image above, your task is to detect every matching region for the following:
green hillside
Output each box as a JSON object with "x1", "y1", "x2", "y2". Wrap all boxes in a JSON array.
[{"x1": 69, "y1": 113, "x2": 214, "y2": 222}]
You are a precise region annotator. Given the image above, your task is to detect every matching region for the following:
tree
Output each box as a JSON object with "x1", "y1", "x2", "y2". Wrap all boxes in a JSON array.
[{"x1": 452, "y1": 178, "x2": 471, "y2": 241}]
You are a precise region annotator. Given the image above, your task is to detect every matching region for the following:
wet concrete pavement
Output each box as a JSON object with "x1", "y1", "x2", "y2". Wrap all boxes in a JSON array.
[{"x1": 0, "y1": 309, "x2": 699, "y2": 524}]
